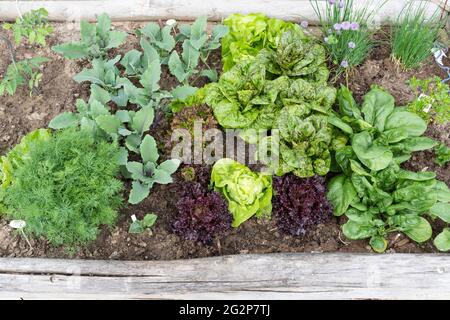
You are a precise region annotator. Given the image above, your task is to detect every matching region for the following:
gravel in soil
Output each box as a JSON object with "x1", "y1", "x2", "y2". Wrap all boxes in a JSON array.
[{"x1": 0, "y1": 23, "x2": 448, "y2": 260}]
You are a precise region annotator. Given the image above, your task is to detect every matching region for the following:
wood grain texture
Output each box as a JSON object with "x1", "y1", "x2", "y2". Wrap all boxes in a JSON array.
[
  {"x1": 0, "y1": 0, "x2": 443, "y2": 22},
  {"x1": 1, "y1": 253, "x2": 450, "y2": 300}
]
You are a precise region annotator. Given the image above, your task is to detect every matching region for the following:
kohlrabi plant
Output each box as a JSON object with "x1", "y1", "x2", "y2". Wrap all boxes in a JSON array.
[
  {"x1": 0, "y1": 57, "x2": 48, "y2": 96},
  {"x1": 137, "y1": 22, "x2": 177, "y2": 64},
  {"x1": 3, "y1": 8, "x2": 53, "y2": 46},
  {"x1": 52, "y1": 13, "x2": 127, "y2": 60},
  {"x1": 210, "y1": 158, "x2": 273, "y2": 227},
  {"x1": 176, "y1": 16, "x2": 229, "y2": 64}
]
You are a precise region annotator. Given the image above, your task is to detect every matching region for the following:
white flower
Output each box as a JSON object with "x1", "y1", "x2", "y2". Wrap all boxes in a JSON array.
[{"x1": 166, "y1": 19, "x2": 177, "y2": 26}]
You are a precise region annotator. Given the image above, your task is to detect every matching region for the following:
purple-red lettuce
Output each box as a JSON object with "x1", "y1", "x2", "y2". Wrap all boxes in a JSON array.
[
  {"x1": 171, "y1": 182, "x2": 232, "y2": 244},
  {"x1": 273, "y1": 175, "x2": 332, "y2": 236}
]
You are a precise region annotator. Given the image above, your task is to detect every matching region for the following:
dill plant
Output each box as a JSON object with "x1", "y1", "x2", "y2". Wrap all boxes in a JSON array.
[
  {"x1": 0, "y1": 129, "x2": 124, "y2": 247},
  {"x1": 310, "y1": 0, "x2": 383, "y2": 74},
  {"x1": 391, "y1": 2, "x2": 444, "y2": 69}
]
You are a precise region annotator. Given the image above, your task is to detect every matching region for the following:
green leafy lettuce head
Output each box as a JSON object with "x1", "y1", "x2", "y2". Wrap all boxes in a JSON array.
[
  {"x1": 0, "y1": 129, "x2": 51, "y2": 192},
  {"x1": 258, "y1": 28, "x2": 328, "y2": 82},
  {"x1": 221, "y1": 13, "x2": 301, "y2": 71},
  {"x1": 205, "y1": 58, "x2": 289, "y2": 129},
  {"x1": 211, "y1": 158, "x2": 273, "y2": 227}
]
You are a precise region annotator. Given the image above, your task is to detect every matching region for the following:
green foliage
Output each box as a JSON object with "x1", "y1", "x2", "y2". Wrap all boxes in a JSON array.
[
  {"x1": 0, "y1": 57, "x2": 48, "y2": 96},
  {"x1": 211, "y1": 158, "x2": 273, "y2": 227},
  {"x1": 52, "y1": 13, "x2": 127, "y2": 60},
  {"x1": 434, "y1": 228, "x2": 450, "y2": 252},
  {"x1": 221, "y1": 13, "x2": 300, "y2": 71},
  {"x1": 137, "y1": 22, "x2": 176, "y2": 64},
  {"x1": 0, "y1": 129, "x2": 124, "y2": 247},
  {"x1": 407, "y1": 76, "x2": 450, "y2": 124},
  {"x1": 3, "y1": 8, "x2": 53, "y2": 46},
  {"x1": 329, "y1": 85, "x2": 437, "y2": 171},
  {"x1": 49, "y1": 95, "x2": 180, "y2": 205},
  {"x1": 310, "y1": 0, "x2": 381, "y2": 71},
  {"x1": 328, "y1": 163, "x2": 450, "y2": 252},
  {"x1": 138, "y1": 17, "x2": 228, "y2": 85},
  {"x1": 391, "y1": 2, "x2": 443, "y2": 69},
  {"x1": 435, "y1": 143, "x2": 450, "y2": 166},
  {"x1": 327, "y1": 85, "x2": 448, "y2": 252},
  {"x1": 129, "y1": 214, "x2": 158, "y2": 234},
  {"x1": 0, "y1": 129, "x2": 51, "y2": 192},
  {"x1": 206, "y1": 29, "x2": 338, "y2": 178}
]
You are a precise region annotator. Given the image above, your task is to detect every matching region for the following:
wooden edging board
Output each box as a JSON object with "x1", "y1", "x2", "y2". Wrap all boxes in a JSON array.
[
  {"x1": 0, "y1": 0, "x2": 445, "y2": 22},
  {"x1": 0, "y1": 253, "x2": 449, "y2": 299}
]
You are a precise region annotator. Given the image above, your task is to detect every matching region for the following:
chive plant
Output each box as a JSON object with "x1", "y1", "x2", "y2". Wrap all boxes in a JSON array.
[
  {"x1": 391, "y1": 2, "x2": 445, "y2": 70},
  {"x1": 310, "y1": 0, "x2": 384, "y2": 76}
]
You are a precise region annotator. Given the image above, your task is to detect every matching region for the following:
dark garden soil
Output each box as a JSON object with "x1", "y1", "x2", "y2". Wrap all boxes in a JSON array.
[{"x1": 0, "y1": 23, "x2": 448, "y2": 260}]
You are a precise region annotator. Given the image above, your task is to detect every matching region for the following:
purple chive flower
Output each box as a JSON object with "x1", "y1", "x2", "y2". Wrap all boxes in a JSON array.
[
  {"x1": 350, "y1": 22, "x2": 360, "y2": 31},
  {"x1": 333, "y1": 23, "x2": 342, "y2": 31},
  {"x1": 348, "y1": 41, "x2": 356, "y2": 49},
  {"x1": 329, "y1": 0, "x2": 336, "y2": 5},
  {"x1": 341, "y1": 60, "x2": 349, "y2": 68},
  {"x1": 301, "y1": 20, "x2": 309, "y2": 28},
  {"x1": 338, "y1": 0, "x2": 345, "y2": 8},
  {"x1": 327, "y1": 28, "x2": 333, "y2": 34},
  {"x1": 341, "y1": 21, "x2": 351, "y2": 30}
]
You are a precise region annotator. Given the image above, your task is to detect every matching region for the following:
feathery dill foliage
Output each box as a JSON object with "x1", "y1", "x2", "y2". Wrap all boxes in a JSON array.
[
  {"x1": 310, "y1": 0, "x2": 382, "y2": 72},
  {"x1": 2, "y1": 129, "x2": 124, "y2": 247},
  {"x1": 391, "y1": 2, "x2": 444, "y2": 69}
]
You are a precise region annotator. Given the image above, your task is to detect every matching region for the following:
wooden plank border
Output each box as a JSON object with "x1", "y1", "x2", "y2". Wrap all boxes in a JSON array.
[
  {"x1": 0, "y1": 0, "x2": 444, "y2": 22},
  {"x1": 1, "y1": 253, "x2": 450, "y2": 299}
]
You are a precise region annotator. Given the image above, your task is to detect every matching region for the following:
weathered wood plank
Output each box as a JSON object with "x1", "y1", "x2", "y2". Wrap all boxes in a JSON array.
[
  {"x1": 0, "y1": 0, "x2": 443, "y2": 22},
  {"x1": 0, "y1": 253, "x2": 449, "y2": 300}
]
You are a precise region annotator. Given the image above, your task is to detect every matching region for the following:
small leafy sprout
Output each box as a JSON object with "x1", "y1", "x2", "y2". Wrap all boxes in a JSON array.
[
  {"x1": 0, "y1": 57, "x2": 48, "y2": 96},
  {"x1": 391, "y1": 2, "x2": 444, "y2": 69},
  {"x1": 52, "y1": 13, "x2": 127, "y2": 60},
  {"x1": 129, "y1": 214, "x2": 158, "y2": 234},
  {"x1": 9, "y1": 219, "x2": 33, "y2": 250},
  {"x1": 435, "y1": 143, "x2": 450, "y2": 166},
  {"x1": 126, "y1": 135, "x2": 181, "y2": 204},
  {"x1": 3, "y1": 8, "x2": 53, "y2": 46}
]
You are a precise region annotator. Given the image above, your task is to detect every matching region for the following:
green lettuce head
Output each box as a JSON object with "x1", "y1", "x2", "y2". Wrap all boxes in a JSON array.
[
  {"x1": 205, "y1": 58, "x2": 289, "y2": 129},
  {"x1": 259, "y1": 28, "x2": 328, "y2": 82},
  {"x1": 211, "y1": 158, "x2": 273, "y2": 227},
  {"x1": 221, "y1": 13, "x2": 301, "y2": 71}
]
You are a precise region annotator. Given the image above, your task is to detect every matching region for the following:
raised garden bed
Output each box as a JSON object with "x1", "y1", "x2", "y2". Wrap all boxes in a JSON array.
[{"x1": 0, "y1": 0, "x2": 449, "y2": 299}]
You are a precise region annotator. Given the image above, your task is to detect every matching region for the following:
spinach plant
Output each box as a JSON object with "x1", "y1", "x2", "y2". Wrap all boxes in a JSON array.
[
  {"x1": 52, "y1": 13, "x2": 127, "y2": 60},
  {"x1": 3, "y1": 8, "x2": 53, "y2": 46},
  {"x1": 328, "y1": 163, "x2": 450, "y2": 252},
  {"x1": 327, "y1": 85, "x2": 448, "y2": 252},
  {"x1": 329, "y1": 85, "x2": 437, "y2": 170}
]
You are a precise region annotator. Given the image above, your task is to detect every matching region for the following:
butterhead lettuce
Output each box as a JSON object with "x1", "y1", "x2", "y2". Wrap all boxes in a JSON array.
[{"x1": 211, "y1": 158, "x2": 273, "y2": 227}]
